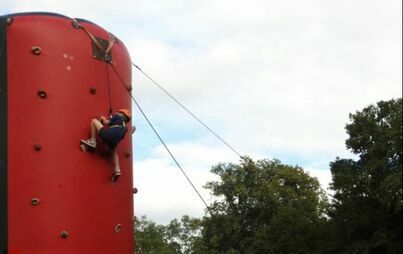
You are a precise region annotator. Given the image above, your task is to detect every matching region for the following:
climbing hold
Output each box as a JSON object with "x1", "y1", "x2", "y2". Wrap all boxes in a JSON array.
[
  {"x1": 34, "y1": 143, "x2": 42, "y2": 151},
  {"x1": 60, "y1": 231, "x2": 69, "y2": 239},
  {"x1": 80, "y1": 143, "x2": 95, "y2": 152},
  {"x1": 127, "y1": 85, "x2": 132, "y2": 92},
  {"x1": 31, "y1": 46, "x2": 42, "y2": 55},
  {"x1": 131, "y1": 125, "x2": 136, "y2": 134},
  {"x1": 31, "y1": 198, "x2": 40, "y2": 206},
  {"x1": 89, "y1": 88, "x2": 97, "y2": 95},
  {"x1": 37, "y1": 90, "x2": 47, "y2": 99},
  {"x1": 124, "y1": 151, "x2": 131, "y2": 158},
  {"x1": 115, "y1": 224, "x2": 122, "y2": 233},
  {"x1": 6, "y1": 18, "x2": 13, "y2": 26},
  {"x1": 133, "y1": 187, "x2": 138, "y2": 194}
]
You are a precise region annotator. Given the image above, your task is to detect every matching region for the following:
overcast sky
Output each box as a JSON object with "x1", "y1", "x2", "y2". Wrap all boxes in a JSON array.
[{"x1": 1, "y1": 0, "x2": 402, "y2": 224}]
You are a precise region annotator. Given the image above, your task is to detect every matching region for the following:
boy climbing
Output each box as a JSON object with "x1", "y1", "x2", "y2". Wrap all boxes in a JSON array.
[{"x1": 81, "y1": 109, "x2": 131, "y2": 182}]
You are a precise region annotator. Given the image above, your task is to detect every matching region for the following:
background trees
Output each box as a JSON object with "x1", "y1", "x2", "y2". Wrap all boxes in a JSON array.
[
  {"x1": 134, "y1": 98, "x2": 402, "y2": 254},
  {"x1": 135, "y1": 215, "x2": 202, "y2": 254},
  {"x1": 328, "y1": 98, "x2": 402, "y2": 253},
  {"x1": 197, "y1": 158, "x2": 329, "y2": 254},
  {"x1": 135, "y1": 216, "x2": 177, "y2": 254}
]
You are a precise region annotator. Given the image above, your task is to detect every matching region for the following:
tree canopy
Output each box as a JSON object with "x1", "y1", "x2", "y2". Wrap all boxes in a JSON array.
[
  {"x1": 135, "y1": 215, "x2": 202, "y2": 254},
  {"x1": 198, "y1": 157, "x2": 329, "y2": 254},
  {"x1": 134, "y1": 98, "x2": 402, "y2": 254},
  {"x1": 328, "y1": 98, "x2": 402, "y2": 253}
]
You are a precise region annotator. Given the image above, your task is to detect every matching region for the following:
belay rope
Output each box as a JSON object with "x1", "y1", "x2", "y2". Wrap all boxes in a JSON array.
[
  {"x1": 105, "y1": 63, "x2": 113, "y2": 116},
  {"x1": 72, "y1": 19, "x2": 116, "y2": 116},
  {"x1": 72, "y1": 17, "x2": 242, "y2": 213},
  {"x1": 73, "y1": 18, "x2": 211, "y2": 212}
]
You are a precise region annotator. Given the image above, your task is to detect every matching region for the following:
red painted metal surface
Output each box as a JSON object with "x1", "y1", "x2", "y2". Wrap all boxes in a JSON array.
[{"x1": 6, "y1": 13, "x2": 134, "y2": 253}]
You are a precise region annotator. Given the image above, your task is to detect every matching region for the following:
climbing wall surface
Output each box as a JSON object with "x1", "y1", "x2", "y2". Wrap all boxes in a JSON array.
[{"x1": 0, "y1": 13, "x2": 134, "y2": 254}]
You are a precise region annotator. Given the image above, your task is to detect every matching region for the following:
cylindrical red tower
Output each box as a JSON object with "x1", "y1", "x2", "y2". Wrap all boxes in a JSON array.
[{"x1": 0, "y1": 13, "x2": 134, "y2": 253}]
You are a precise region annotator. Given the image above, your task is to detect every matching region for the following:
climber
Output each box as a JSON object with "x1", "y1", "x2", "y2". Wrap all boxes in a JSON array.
[{"x1": 81, "y1": 109, "x2": 131, "y2": 182}]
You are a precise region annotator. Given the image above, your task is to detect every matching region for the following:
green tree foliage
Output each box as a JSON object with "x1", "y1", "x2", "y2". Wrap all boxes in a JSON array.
[
  {"x1": 197, "y1": 157, "x2": 329, "y2": 254},
  {"x1": 135, "y1": 215, "x2": 202, "y2": 254},
  {"x1": 134, "y1": 99, "x2": 401, "y2": 254},
  {"x1": 328, "y1": 98, "x2": 402, "y2": 253},
  {"x1": 135, "y1": 216, "x2": 178, "y2": 254},
  {"x1": 166, "y1": 215, "x2": 203, "y2": 254}
]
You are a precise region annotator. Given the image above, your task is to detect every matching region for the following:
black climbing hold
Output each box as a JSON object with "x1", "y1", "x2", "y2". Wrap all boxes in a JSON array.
[
  {"x1": 31, "y1": 198, "x2": 40, "y2": 206},
  {"x1": 37, "y1": 90, "x2": 47, "y2": 99},
  {"x1": 89, "y1": 88, "x2": 96, "y2": 95},
  {"x1": 60, "y1": 231, "x2": 69, "y2": 239},
  {"x1": 34, "y1": 143, "x2": 41, "y2": 151}
]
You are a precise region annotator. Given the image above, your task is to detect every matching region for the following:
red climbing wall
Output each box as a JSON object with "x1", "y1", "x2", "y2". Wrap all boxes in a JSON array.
[{"x1": 3, "y1": 13, "x2": 134, "y2": 254}]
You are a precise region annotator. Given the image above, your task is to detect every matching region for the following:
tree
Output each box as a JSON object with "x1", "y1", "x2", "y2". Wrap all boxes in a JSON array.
[
  {"x1": 135, "y1": 216, "x2": 178, "y2": 254},
  {"x1": 198, "y1": 157, "x2": 329, "y2": 254},
  {"x1": 328, "y1": 98, "x2": 402, "y2": 253},
  {"x1": 165, "y1": 215, "x2": 203, "y2": 254},
  {"x1": 135, "y1": 215, "x2": 202, "y2": 254}
]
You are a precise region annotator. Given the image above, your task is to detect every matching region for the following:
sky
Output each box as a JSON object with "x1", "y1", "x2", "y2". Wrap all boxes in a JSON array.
[{"x1": 1, "y1": 0, "x2": 402, "y2": 224}]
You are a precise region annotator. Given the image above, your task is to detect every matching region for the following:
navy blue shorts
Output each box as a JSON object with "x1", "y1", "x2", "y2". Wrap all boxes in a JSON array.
[{"x1": 99, "y1": 127, "x2": 124, "y2": 151}]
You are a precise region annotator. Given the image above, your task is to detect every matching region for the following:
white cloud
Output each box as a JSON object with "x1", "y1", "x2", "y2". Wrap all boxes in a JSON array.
[
  {"x1": 125, "y1": 0, "x2": 401, "y2": 165},
  {"x1": 306, "y1": 167, "x2": 333, "y2": 193},
  {"x1": 134, "y1": 142, "x2": 336, "y2": 224},
  {"x1": 133, "y1": 143, "x2": 226, "y2": 224}
]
